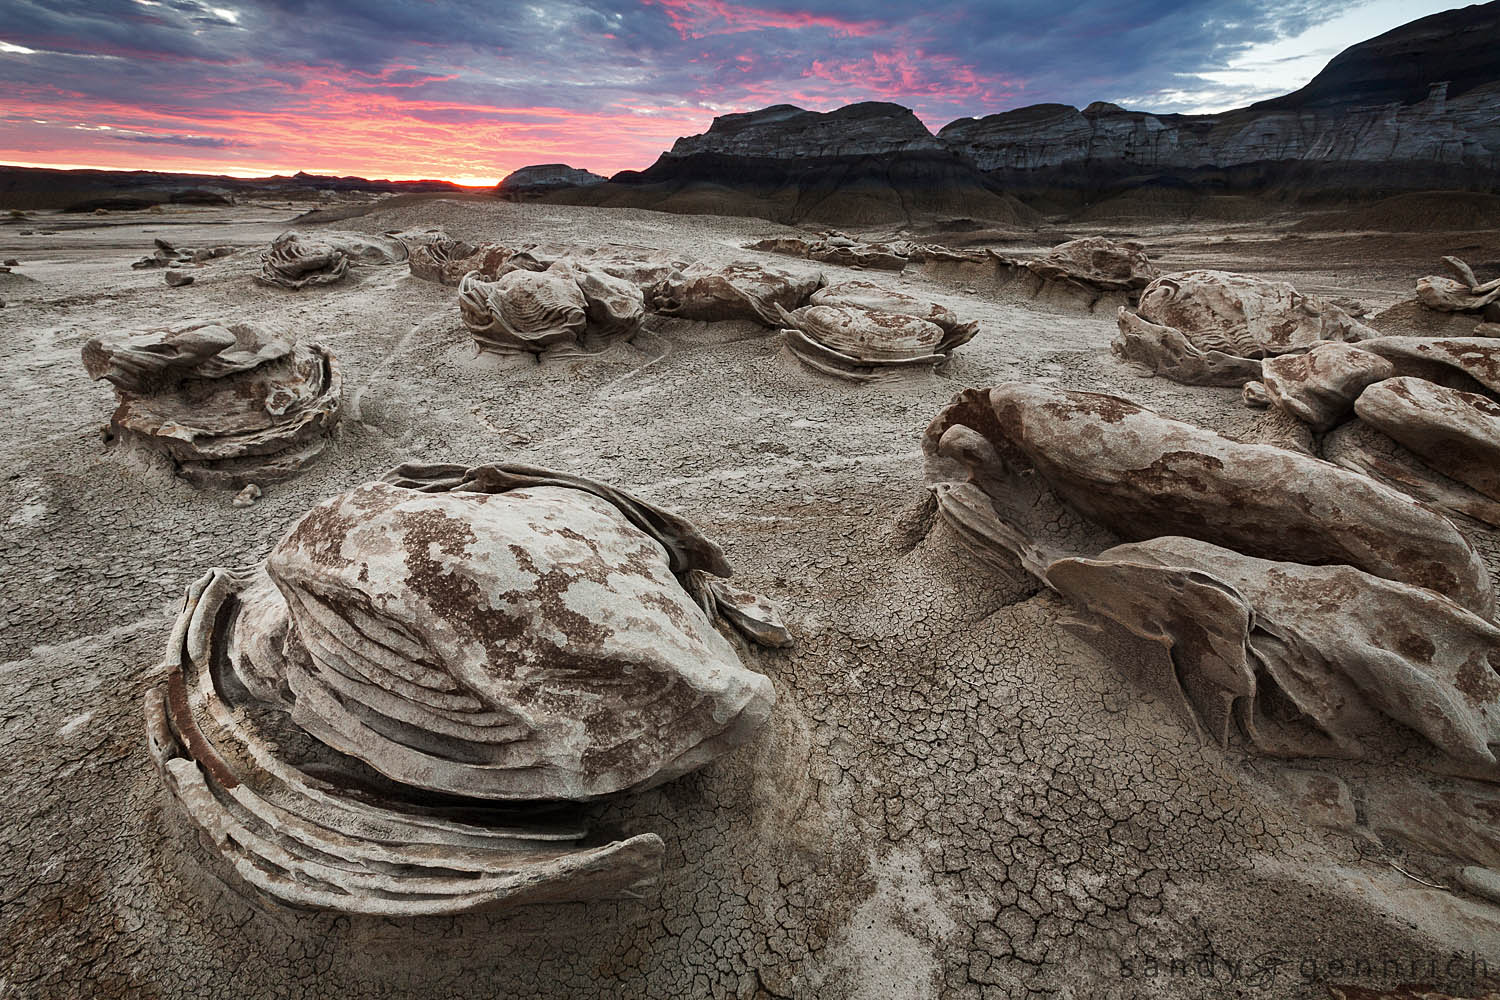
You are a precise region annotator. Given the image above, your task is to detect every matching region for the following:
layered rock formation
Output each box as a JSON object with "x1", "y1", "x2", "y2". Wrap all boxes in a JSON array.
[
  {"x1": 257, "y1": 230, "x2": 410, "y2": 289},
  {"x1": 458, "y1": 260, "x2": 646, "y2": 358},
  {"x1": 1115, "y1": 270, "x2": 1378, "y2": 385},
  {"x1": 748, "y1": 233, "x2": 992, "y2": 271},
  {"x1": 550, "y1": 103, "x2": 1040, "y2": 227},
  {"x1": 665, "y1": 103, "x2": 942, "y2": 160},
  {"x1": 147, "y1": 462, "x2": 785, "y2": 914},
  {"x1": 530, "y1": 4, "x2": 1498, "y2": 224},
  {"x1": 81, "y1": 322, "x2": 341, "y2": 487},
  {"x1": 924, "y1": 383, "x2": 1500, "y2": 774},
  {"x1": 408, "y1": 232, "x2": 684, "y2": 290},
  {"x1": 940, "y1": 5, "x2": 1500, "y2": 205},
  {"x1": 777, "y1": 280, "x2": 978, "y2": 381},
  {"x1": 649, "y1": 260, "x2": 824, "y2": 325},
  {"x1": 497, "y1": 164, "x2": 607, "y2": 194}
]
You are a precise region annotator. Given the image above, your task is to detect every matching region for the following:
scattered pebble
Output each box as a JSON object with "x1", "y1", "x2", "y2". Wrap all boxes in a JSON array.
[
  {"x1": 232, "y1": 484, "x2": 262, "y2": 507},
  {"x1": 165, "y1": 271, "x2": 194, "y2": 287},
  {"x1": 3, "y1": 259, "x2": 18, "y2": 266}
]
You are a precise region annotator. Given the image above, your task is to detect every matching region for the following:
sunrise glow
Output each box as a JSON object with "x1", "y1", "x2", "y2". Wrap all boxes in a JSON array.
[{"x1": 0, "y1": 0, "x2": 1465, "y2": 182}]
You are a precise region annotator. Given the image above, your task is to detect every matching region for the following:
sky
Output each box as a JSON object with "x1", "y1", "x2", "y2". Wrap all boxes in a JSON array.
[{"x1": 0, "y1": 0, "x2": 1466, "y2": 185}]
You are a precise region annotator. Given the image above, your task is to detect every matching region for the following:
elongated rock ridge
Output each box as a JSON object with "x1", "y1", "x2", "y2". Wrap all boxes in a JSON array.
[{"x1": 923, "y1": 382, "x2": 1499, "y2": 776}]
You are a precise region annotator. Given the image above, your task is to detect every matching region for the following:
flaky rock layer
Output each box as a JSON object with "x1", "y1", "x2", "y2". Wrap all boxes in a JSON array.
[
  {"x1": 146, "y1": 462, "x2": 787, "y2": 914},
  {"x1": 82, "y1": 322, "x2": 342, "y2": 487}
]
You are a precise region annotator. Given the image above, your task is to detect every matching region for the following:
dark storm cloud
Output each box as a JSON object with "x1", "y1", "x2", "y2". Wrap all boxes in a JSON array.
[{"x1": 101, "y1": 130, "x2": 244, "y2": 146}]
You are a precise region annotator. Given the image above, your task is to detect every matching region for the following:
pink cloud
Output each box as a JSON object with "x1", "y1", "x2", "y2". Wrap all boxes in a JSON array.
[{"x1": 643, "y1": 0, "x2": 884, "y2": 39}]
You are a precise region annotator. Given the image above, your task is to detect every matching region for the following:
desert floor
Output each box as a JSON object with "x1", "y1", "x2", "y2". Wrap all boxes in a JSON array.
[{"x1": 2, "y1": 199, "x2": 1498, "y2": 999}]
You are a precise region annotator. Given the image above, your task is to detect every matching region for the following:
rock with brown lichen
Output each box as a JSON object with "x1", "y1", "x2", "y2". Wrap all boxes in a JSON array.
[
  {"x1": 922, "y1": 382, "x2": 1500, "y2": 777},
  {"x1": 1113, "y1": 270, "x2": 1377, "y2": 385},
  {"x1": 145, "y1": 462, "x2": 787, "y2": 914},
  {"x1": 650, "y1": 260, "x2": 824, "y2": 325}
]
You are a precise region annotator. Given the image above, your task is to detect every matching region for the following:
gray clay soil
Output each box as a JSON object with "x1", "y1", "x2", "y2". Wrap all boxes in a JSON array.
[{"x1": 1, "y1": 199, "x2": 1497, "y2": 999}]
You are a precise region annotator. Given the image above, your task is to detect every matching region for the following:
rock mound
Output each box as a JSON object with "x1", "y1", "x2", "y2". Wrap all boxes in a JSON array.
[
  {"x1": 1293, "y1": 192, "x2": 1500, "y2": 232},
  {"x1": 146, "y1": 462, "x2": 785, "y2": 913},
  {"x1": 82, "y1": 322, "x2": 342, "y2": 487},
  {"x1": 497, "y1": 163, "x2": 607, "y2": 193},
  {"x1": 924, "y1": 383, "x2": 1500, "y2": 774}
]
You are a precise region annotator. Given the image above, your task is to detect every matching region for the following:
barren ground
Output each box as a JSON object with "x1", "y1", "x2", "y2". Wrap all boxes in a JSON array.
[{"x1": 2, "y1": 199, "x2": 1498, "y2": 999}]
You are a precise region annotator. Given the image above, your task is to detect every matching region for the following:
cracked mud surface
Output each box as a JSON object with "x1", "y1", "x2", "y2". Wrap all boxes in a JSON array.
[{"x1": 2, "y1": 202, "x2": 1498, "y2": 999}]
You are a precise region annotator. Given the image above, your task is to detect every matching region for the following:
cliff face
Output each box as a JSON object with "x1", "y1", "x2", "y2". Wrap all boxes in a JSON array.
[
  {"x1": 584, "y1": 101, "x2": 1036, "y2": 226},
  {"x1": 541, "y1": 1, "x2": 1499, "y2": 224},
  {"x1": 939, "y1": 80, "x2": 1500, "y2": 175},
  {"x1": 939, "y1": 1, "x2": 1500, "y2": 186},
  {"x1": 1255, "y1": 1, "x2": 1500, "y2": 109},
  {"x1": 665, "y1": 102, "x2": 944, "y2": 159}
]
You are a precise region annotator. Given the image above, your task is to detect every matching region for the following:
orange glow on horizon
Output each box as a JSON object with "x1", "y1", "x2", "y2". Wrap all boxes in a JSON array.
[{"x1": 0, "y1": 157, "x2": 499, "y2": 186}]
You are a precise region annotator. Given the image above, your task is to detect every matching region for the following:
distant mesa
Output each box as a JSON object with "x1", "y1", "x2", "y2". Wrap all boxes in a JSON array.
[
  {"x1": 497, "y1": 163, "x2": 607, "y2": 194},
  {"x1": 536, "y1": 2, "x2": 1499, "y2": 227},
  {"x1": 0, "y1": 165, "x2": 468, "y2": 212}
]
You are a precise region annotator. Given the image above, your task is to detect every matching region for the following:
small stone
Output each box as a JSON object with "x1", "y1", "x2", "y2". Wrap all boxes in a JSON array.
[
  {"x1": 2, "y1": 259, "x2": 17, "y2": 266},
  {"x1": 165, "y1": 271, "x2": 194, "y2": 287},
  {"x1": 232, "y1": 484, "x2": 262, "y2": 507},
  {"x1": 19, "y1": 230, "x2": 34, "y2": 236}
]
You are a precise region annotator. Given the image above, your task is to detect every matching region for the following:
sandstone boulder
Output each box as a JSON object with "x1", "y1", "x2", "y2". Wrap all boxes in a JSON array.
[
  {"x1": 1023, "y1": 237, "x2": 1157, "y2": 291},
  {"x1": 82, "y1": 322, "x2": 341, "y2": 487},
  {"x1": 1113, "y1": 270, "x2": 1377, "y2": 385},
  {"x1": 145, "y1": 462, "x2": 786, "y2": 914},
  {"x1": 1260, "y1": 341, "x2": 1395, "y2": 431},
  {"x1": 1046, "y1": 536, "x2": 1500, "y2": 767},
  {"x1": 650, "y1": 261, "x2": 823, "y2": 325},
  {"x1": 923, "y1": 383, "x2": 1492, "y2": 613},
  {"x1": 748, "y1": 234, "x2": 911, "y2": 270},
  {"x1": 1355, "y1": 376, "x2": 1500, "y2": 502},
  {"x1": 257, "y1": 230, "x2": 409, "y2": 289},
  {"x1": 777, "y1": 281, "x2": 978, "y2": 381},
  {"x1": 922, "y1": 383, "x2": 1500, "y2": 781},
  {"x1": 1415, "y1": 256, "x2": 1500, "y2": 313},
  {"x1": 458, "y1": 260, "x2": 645, "y2": 358}
]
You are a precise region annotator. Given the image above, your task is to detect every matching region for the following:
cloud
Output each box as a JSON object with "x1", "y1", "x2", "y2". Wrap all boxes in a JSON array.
[
  {"x1": 0, "y1": 0, "x2": 1467, "y2": 180},
  {"x1": 101, "y1": 129, "x2": 244, "y2": 146}
]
